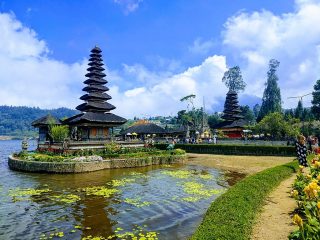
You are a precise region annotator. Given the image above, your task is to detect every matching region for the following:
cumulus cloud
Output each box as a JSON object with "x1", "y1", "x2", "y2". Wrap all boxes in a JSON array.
[
  {"x1": 113, "y1": 0, "x2": 143, "y2": 15},
  {"x1": 189, "y1": 38, "x2": 215, "y2": 55},
  {"x1": 0, "y1": 12, "x2": 228, "y2": 118},
  {"x1": 0, "y1": 12, "x2": 86, "y2": 109},
  {"x1": 223, "y1": 0, "x2": 320, "y2": 108},
  {"x1": 110, "y1": 55, "x2": 228, "y2": 118}
]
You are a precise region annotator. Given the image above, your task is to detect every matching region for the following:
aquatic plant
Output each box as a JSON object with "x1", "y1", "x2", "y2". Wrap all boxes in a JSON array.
[
  {"x1": 109, "y1": 178, "x2": 135, "y2": 187},
  {"x1": 9, "y1": 187, "x2": 51, "y2": 201},
  {"x1": 161, "y1": 170, "x2": 191, "y2": 179},
  {"x1": 81, "y1": 186, "x2": 119, "y2": 198},
  {"x1": 124, "y1": 198, "x2": 152, "y2": 207},
  {"x1": 50, "y1": 194, "x2": 81, "y2": 204}
]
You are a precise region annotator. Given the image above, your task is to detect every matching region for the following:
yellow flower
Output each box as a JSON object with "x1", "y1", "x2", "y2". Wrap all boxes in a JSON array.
[
  {"x1": 291, "y1": 190, "x2": 299, "y2": 198},
  {"x1": 292, "y1": 214, "x2": 303, "y2": 227},
  {"x1": 317, "y1": 201, "x2": 320, "y2": 209},
  {"x1": 317, "y1": 175, "x2": 320, "y2": 181}
]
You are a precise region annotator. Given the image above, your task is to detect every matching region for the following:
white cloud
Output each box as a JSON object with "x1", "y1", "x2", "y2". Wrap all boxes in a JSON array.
[
  {"x1": 0, "y1": 11, "x2": 228, "y2": 119},
  {"x1": 0, "y1": 12, "x2": 86, "y2": 109},
  {"x1": 188, "y1": 38, "x2": 215, "y2": 55},
  {"x1": 113, "y1": 0, "x2": 143, "y2": 15},
  {"x1": 111, "y1": 56, "x2": 228, "y2": 118},
  {"x1": 223, "y1": 0, "x2": 320, "y2": 108}
]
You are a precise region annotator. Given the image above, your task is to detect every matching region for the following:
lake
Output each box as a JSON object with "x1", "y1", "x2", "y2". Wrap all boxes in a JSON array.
[{"x1": 0, "y1": 140, "x2": 233, "y2": 240}]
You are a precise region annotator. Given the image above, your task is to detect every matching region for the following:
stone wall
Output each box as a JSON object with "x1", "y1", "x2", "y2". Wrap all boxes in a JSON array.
[{"x1": 8, "y1": 155, "x2": 187, "y2": 173}]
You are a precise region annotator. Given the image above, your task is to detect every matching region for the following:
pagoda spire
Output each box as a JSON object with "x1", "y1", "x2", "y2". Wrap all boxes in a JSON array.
[
  {"x1": 221, "y1": 90, "x2": 244, "y2": 122},
  {"x1": 76, "y1": 47, "x2": 115, "y2": 113}
]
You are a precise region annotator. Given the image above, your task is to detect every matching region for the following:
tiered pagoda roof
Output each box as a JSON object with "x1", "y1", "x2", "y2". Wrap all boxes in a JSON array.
[
  {"x1": 64, "y1": 46, "x2": 126, "y2": 126},
  {"x1": 221, "y1": 90, "x2": 244, "y2": 122}
]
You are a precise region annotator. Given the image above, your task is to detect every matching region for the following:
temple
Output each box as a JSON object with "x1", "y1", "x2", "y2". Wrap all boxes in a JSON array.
[
  {"x1": 63, "y1": 46, "x2": 127, "y2": 141},
  {"x1": 32, "y1": 46, "x2": 126, "y2": 145},
  {"x1": 214, "y1": 90, "x2": 246, "y2": 138}
]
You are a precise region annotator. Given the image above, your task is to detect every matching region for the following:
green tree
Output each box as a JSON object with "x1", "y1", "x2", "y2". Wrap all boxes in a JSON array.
[
  {"x1": 294, "y1": 100, "x2": 304, "y2": 120},
  {"x1": 207, "y1": 113, "x2": 223, "y2": 129},
  {"x1": 222, "y1": 66, "x2": 246, "y2": 92},
  {"x1": 240, "y1": 105, "x2": 255, "y2": 124},
  {"x1": 311, "y1": 79, "x2": 320, "y2": 120},
  {"x1": 252, "y1": 112, "x2": 300, "y2": 139},
  {"x1": 257, "y1": 59, "x2": 282, "y2": 122}
]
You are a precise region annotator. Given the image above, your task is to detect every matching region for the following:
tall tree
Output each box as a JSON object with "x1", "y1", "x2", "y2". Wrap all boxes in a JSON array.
[
  {"x1": 253, "y1": 104, "x2": 261, "y2": 119},
  {"x1": 257, "y1": 59, "x2": 282, "y2": 122},
  {"x1": 294, "y1": 100, "x2": 304, "y2": 120},
  {"x1": 222, "y1": 66, "x2": 246, "y2": 92},
  {"x1": 311, "y1": 79, "x2": 320, "y2": 120},
  {"x1": 240, "y1": 105, "x2": 255, "y2": 124}
]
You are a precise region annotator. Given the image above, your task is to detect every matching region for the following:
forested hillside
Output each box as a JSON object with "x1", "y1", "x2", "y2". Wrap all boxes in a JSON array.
[{"x1": 0, "y1": 106, "x2": 78, "y2": 137}]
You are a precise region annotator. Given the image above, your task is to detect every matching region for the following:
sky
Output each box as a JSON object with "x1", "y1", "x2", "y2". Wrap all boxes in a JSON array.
[{"x1": 0, "y1": 0, "x2": 319, "y2": 118}]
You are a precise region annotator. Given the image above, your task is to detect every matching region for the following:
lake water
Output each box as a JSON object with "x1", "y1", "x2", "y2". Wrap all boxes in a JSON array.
[{"x1": 0, "y1": 140, "x2": 233, "y2": 240}]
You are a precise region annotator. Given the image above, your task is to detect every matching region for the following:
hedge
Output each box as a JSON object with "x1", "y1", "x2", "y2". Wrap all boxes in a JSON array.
[
  {"x1": 191, "y1": 161, "x2": 298, "y2": 240},
  {"x1": 155, "y1": 143, "x2": 296, "y2": 156}
]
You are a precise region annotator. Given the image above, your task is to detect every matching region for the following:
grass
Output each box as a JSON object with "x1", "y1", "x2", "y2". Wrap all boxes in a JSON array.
[{"x1": 191, "y1": 160, "x2": 298, "y2": 240}]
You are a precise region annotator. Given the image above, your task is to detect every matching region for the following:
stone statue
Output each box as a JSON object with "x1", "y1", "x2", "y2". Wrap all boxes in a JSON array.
[{"x1": 21, "y1": 137, "x2": 29, "y2": 152}]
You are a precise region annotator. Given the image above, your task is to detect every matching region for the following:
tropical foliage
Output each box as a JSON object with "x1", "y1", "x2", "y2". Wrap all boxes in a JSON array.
[
  {"x1": 251, "y1": 112, "x2": 300, "y2": 139},
  {"x1": 49, "y1": 125, "x2": 69, "y2": 142}
]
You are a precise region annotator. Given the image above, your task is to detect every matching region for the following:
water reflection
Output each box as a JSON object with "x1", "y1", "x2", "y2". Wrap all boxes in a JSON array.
[{"x1": 0, "y1": 140, "x2": 243, "y2": 240}]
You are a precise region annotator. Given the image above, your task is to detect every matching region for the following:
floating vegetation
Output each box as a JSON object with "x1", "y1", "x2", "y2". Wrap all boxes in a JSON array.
[
  {"x1": 9, "y1": 188, "x2": 51, "y2": 201},
  {"x1": 109, "y1": 178, "x2": 135, "y2": 187},
  {"x1": 124, "y1": 198, "x2": 152, "y2": 208},
  {"x1": 50, "y1": 194, "x2": 81, "y2": 204},
  {"x1": 180, "y1": 182, "x2": 223, "y2": 202},
  {"x1": 161, "y1": 164, "x2": 173, "y2": 168},
  {"x1": 82, "y1": 228, "x2": 159, "y2": 240},
  {"x1": 39, "y1": 231, "x2": 64, "y2": 239},
  {"x1": 81, "y1": 186, "x2": 119, "y2": 198},
  {"x1": 199, "y1": 174, "x2": 213, "y2": 180},
  {"x1": 161, "y1": 170, "x2": 191, "y2": 179}
]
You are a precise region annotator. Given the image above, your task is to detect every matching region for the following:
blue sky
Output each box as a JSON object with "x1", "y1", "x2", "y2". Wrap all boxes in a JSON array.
[{"x1": 0, "y1": 0, "x2": 318, "y2": 117}]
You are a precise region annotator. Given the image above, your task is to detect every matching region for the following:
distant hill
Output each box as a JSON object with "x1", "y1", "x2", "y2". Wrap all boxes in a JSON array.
[{"x1": 0, "y1": 106, "x2": 78, "y2": 138}]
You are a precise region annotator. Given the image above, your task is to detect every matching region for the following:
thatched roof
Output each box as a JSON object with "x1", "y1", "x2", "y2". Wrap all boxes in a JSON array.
[
  {"x1": 214, "y1": 119, "x2": 247, "y2": 129},
  {"x1": 31, "y1": 114, "x2": 61, "y2": 127},
  {"x1": 121, "y1": 123, "x2": 166, "y2": 135},
  {"x1": 63, "y1": 112, "x2": 126, "y2": 125}
]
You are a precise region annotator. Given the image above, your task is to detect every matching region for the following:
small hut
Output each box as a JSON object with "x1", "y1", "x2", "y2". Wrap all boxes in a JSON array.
[
  {"x1": 63, "y1": 46, "x2": 126, "y2": 141},
  {"x1": 31, "y1": 114, "x2": 61, "y2": 142},
  {"x1": 121, "y1": 122, "x2": 166, "y2": 140},
  {"x1": 214, "y1": 90, "x2": 246, "y2": 138}
]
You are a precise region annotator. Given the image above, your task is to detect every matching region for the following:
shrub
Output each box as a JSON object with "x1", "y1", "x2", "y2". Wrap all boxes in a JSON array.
[
  {"x1": 50, "y1": 125, "x2": 69, "y2": 142},
  {"x1": 155, "y1": 143, "x2": 295, "y2": 156}
]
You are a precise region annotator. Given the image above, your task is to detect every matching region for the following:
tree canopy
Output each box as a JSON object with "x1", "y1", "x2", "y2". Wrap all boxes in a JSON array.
[
  {"x1": 311, "y1": 79, "x2": 320, "y2": 120},
  {"x1": 222, "y1": 66, "x2": 246, "y2": 92},
  {"x1": 252, "y1": 112, "x2": 300, "y2": 139},
  {"x1": 257, "y1": 59, "x2": 282, "y2": 121}
]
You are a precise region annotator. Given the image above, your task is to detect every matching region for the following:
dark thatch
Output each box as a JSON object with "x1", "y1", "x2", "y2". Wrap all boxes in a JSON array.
[
  {"x1": 214, "y1": 119, "x2": 247, "y2": 129},
  {"x1": 63, "y1": 112, "x2": 126, "y2": 125},
  {"x1": 31, "y1": 114, "x2": 61, "y2": 127},
  {"x1": 80, "y1": 93, "x2": 112, "y2": 101},
  {"x1": 76, "y1": 102, "x2": 116, "y2": 112},
  {"x1": 121, "y1": 123, "x2": 166, "y2": 135}
]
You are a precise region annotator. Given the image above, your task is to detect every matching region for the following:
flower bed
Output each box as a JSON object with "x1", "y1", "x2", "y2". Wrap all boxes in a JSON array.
[{"x1": 289, "y1": 154, "x2": 320, "y2": 239}]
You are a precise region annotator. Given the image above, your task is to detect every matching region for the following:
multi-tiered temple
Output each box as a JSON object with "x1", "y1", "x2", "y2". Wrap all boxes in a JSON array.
[
  {"x1": 215, "y1": 90, "x2": 246, "y2": 138},
  {"x1": 63, "y1": 46, "x2": 126, "y2": 140}
]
